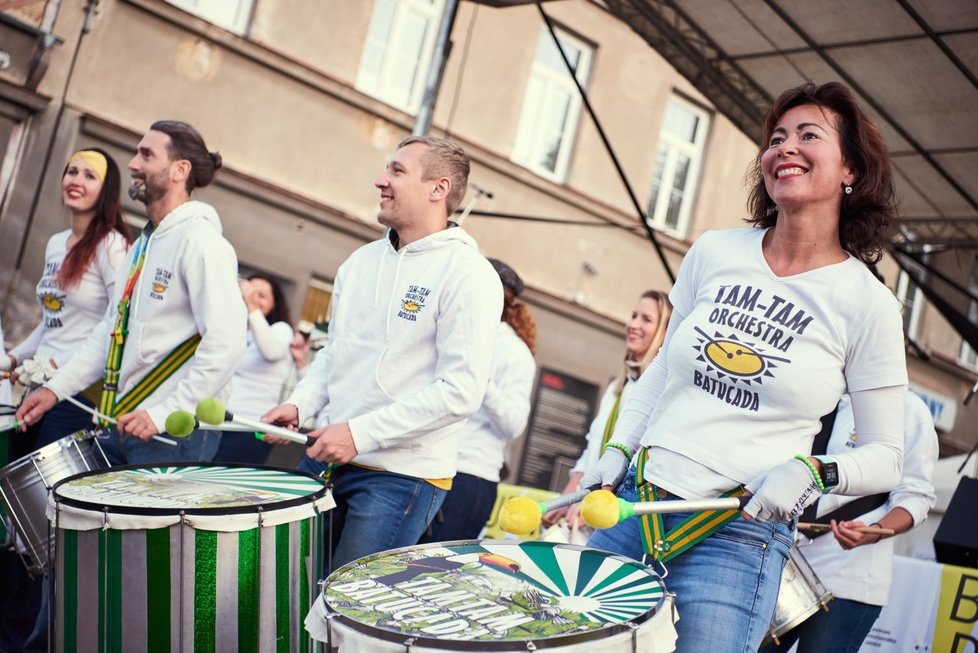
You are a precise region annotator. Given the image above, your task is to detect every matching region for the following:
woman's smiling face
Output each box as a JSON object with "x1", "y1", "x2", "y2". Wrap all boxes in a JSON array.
[{"x1": 761, "y1": 104, "x2": 853, "y2": 215}]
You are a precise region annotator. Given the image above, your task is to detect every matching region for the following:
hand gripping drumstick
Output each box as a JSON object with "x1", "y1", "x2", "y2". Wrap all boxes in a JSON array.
[
  {"x1": 581, "y1": 489, "x2": 750, "y2": 530},
  {"x1": 498, "y1": 489, "x2": 592, "y2": 536},
  {"x1": 195, "y1": 398, "x2": 315, "y2": 446},
  {"x1": 797, "y1": 522, "x2": 895, "y2": 536}
]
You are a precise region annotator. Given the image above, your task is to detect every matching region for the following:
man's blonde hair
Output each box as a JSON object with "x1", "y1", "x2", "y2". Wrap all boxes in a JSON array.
[{"x1": 398, "y1": 136, "x2": 470, "y2": 215}]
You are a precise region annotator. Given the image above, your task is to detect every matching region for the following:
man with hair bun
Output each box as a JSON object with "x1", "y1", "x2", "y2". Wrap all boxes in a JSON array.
[
  {"x1": 18, "y1": 121, "x2": 246, "y2": 464},
  {"x1": 263, "y1": 135, "x2": 503, "y2": 573}
]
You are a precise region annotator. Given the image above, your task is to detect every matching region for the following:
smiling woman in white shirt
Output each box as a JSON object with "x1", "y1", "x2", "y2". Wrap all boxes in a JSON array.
[
  {"x1": 2, "y1": 148, "x2": 130, "y2": 457},
  {"x1": 212, "y1": 274, "x2": 294, "y2": 465}
]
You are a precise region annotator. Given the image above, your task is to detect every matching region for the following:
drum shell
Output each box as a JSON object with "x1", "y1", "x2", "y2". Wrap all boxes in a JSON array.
[
  {"x1": 0, "y1": 431, "x2": 107, "y2": 573},
  {"x1": 766, "y1": 546, "x2": 833, "y2": 643},
  {"x1": 52, "y1": 464, "x2": 332, "y2": 653}
]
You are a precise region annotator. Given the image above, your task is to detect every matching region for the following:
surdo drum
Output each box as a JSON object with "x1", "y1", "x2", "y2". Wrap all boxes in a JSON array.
[
  {"x1": 51, "y1": 464, "x2": 333, "y2": 653},
  {"x1": 308, "y1": 540, "x2": 678, "y2": 652},
  {"x1": 0, "y1": 429, "x2": 108, "y2": 573}
]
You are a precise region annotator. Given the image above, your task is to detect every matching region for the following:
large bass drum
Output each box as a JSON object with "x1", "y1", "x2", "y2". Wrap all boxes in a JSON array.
[
  {"x1": 307, "y1": 540, "x2": 678, "y2": 652},
  {"x1": 51, "y1": 464, "x2": 333, "y2": 652}
]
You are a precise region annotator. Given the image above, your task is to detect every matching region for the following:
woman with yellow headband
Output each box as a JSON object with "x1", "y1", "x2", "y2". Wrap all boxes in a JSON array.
[{"x1": 3, "y1": 147, "x2": 131, "y2": 454}]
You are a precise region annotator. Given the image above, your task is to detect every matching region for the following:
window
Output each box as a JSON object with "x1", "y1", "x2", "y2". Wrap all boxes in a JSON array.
[
  {"x1": 646, "y1": 96, "x2": 710, "y2": 237},
  {"x1": 165, "y1": 0, "x2": 254, "y2": 34},
  {"x1": 511, "y1": 27, "x2": 593, "y2": 182},
  {"x1": 895, "y1": 270, "x2": 924, "y2": 340},
  {"x1": 300, "y1": 278, "x2": 334, "y2": 327},
  {"x1": 959, "y1": 258, "x2": 978, "y2": 368},
  {"x1": 357, "y1": 0, "x2": 446, "y2": 114}
]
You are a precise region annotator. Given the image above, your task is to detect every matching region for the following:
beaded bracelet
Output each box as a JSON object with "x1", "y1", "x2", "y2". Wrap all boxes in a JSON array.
[
  {"x1": 604, "y1": 441, "x2": 633, "y2": 463},
  {"x1": 794, "y1": 454, "x2": 825, "y2": 492}
]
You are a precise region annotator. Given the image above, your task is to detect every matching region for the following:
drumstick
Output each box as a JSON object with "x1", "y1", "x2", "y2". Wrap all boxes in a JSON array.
[
  {"x1": 499, "y1": 489, "x2": 591, "y2": 536},
  {"x1": 797, "y1": 522, "x2": 895, "y2": 536},
  {"x1": 581, "y1": 489, "x2": 749, "y2": 529},
  {"x1": 63, "y1": 395, "x2": 177, "y2": 446},
  {"x1": 164, "y1": 410, "x2": 264, "y2": 436},
  {"x1": 0, "y1": 420, "x2": 25, "y2": 434},
  {"x1": 195, "y1": 398, "x2": 314, "y2": 446}
]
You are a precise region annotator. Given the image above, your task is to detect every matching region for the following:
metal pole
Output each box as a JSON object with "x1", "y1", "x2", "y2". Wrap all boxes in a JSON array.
[{"x1": 413, "y1": 0, "x2": 461, "y2": 136}]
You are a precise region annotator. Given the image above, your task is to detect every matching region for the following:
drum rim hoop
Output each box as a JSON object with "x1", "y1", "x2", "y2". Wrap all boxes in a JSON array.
[
  {"x1": 51, "y1": 462, "x2": 328, "y2": 516},
  {"x1": 322, "y1": 539, "x2": 665, "y2": 650}
]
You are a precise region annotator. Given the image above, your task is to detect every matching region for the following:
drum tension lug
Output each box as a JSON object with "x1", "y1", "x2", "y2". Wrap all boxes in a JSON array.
[
  {"x1": 525, "y1": 642, "x2": 537, "y2": 651},
  {"x1": 402, "y1": 636, "x2": 416, "y2": 651}
]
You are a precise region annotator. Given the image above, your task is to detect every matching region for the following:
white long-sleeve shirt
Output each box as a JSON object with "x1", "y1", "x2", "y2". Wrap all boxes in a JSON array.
[
  {"x1": 12, "y1": 229, "x2": 127, "y2": 367},
  {"x1": 287, "y1": 227, "x2": 502, "y2": 479},
  {"x1": 797, "y1": 390, "x2": 938, "y2": 606},
  {"x1": 456, "y1": 322, "x2": 536, "y2": 482},
  {"x1": 610, "y1": 228, "x2": 907, "y2": 499},
  {"x1": 46, "y1": 201, "x2": 247, "y2": 431}
]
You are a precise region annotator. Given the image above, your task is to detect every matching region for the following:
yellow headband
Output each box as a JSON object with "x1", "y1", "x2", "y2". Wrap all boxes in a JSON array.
[{"x1": 68, "y1": 150, "x2": 108, "y2": 182}]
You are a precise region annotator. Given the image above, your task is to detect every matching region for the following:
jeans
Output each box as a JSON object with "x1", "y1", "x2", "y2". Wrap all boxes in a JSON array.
[
  {"x1": 419, "y1": 472, "x2": 497, "y2": 543},
  {"x1": 316, "y1": 463, "x2": 446, "y2": 576},
  {"x1": 587, "y1": 470, "x2": 792, "y2": 653},
  {"x1": 212, "y1": 431, "x2": 271, "y2": 465},
  {"x1": 98, "y1": 426, "x2": 222, "y2": 465},
  {"x1": 758, "y1": 597, "x2": 882, "y2": 653}
]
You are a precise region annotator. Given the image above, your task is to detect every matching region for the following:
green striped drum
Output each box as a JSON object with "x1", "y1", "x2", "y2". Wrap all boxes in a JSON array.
[
  {"x1": 310, "y1": 540, "x2": 677, "y2": 652},
  {"x1": 51, "y1": 464, "x2": 332, "y2": 653}
]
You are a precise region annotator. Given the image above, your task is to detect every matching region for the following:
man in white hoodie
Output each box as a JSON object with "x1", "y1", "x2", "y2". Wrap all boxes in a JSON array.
[
  {"x1": 263, "y1": 136, "x2": 502, "y2": 573},
  {"x1": 17, "y1": 121, "x2": 246, "y2": 464}
]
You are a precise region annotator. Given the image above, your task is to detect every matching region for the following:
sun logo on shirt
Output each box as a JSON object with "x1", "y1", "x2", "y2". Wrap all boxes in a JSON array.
[
  {"x1": 693, "y1": 327, "x2": 791, "y2": 385},
  {"x1": 401, "y1": 299, "x2": 421, "y2": 313},
  {"x1": 41, "y1": 293, "x2": 64, "y2": 312},
  {"x1": 152, "y1": 282, "x2": 166, "y2": 294}
]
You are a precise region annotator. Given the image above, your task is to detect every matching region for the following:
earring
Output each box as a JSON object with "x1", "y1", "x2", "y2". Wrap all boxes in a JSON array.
[{"x1": 844, "y1": 185, "x2": 853, "y2": 195}]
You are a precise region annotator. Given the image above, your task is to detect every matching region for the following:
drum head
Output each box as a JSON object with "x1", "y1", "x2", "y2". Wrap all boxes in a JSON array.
[
  {"x1": 52, "y1": 463, "x2": 327, "y2": 515},
  {"x1": 322, "y1": 540, "x2": 666, "y2": 650}
]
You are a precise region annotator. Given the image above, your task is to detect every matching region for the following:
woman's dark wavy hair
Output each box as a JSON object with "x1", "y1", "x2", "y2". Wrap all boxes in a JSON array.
[
  {"x1": 57, "y1": 147, "x2": 132, "y2": 289},
  {"x1": 746, "y1": 81, "x2": 896, "y2": 264},
  {"x1": 249, "y1": 273, "x2": 291, "y2": 326}
]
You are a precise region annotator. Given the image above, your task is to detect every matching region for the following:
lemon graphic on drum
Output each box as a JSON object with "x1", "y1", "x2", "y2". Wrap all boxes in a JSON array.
[{"x1": 695, "y1": 327, "x2": 790, "y2": 383}]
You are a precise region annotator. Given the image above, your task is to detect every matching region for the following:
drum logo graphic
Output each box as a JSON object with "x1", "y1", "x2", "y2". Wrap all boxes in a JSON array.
[
  {"x1": 325, "y1": 542, "x2": 664, "y2": 642},
  {"x1": 397, "y1": 284, "x2": 430, "y2": 322},
  {"x1": 691, "y1": 327, "x2": 794, "y2": 411}
]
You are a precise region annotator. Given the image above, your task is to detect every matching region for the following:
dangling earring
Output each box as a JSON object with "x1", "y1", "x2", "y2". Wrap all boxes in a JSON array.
[{"x1": 844, "y1": 185, "x2": 853, "y2": 195}]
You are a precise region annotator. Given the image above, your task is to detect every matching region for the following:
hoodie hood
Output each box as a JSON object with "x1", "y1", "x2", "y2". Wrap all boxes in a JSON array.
[
  {"x1": 153, "y1": 200, "x2": 223, "y2": 238},
  {"x1": 384, "y1": 223, "x2": 476, "y2": 254}
]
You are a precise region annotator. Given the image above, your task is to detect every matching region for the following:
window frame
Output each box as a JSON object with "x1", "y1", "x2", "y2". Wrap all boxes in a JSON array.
[
  {"x1": 645, "y1": 94, "x2": 711, "y2": 238},
  {"x1": 895, "y1": 269, "x2": 924, "y2": 341},
  {"x1": 510, "y1": 25, "x2": 594, "y2": 183},
  {"x1": 355, "y1": 0, "x2": 448, "y2": 115},
  {"x1": 164, "y1": 0, "x2": 255, "y2": 34},
  {"x1": 957, "y1": 257, "x2": 978, "y2": 369}
]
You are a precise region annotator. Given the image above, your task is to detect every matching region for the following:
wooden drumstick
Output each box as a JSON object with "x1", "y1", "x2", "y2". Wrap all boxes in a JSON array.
[{"x1": 797, "y1": 522, "x2": 895, "y2": 536}]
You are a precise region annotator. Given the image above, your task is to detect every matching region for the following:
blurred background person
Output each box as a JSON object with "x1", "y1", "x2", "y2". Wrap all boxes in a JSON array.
[
  {"x1": 2, "y1": 148, "x2": 130, "y2": 459},
  {"x1": 420, "y1": 258, "x2": 537, "y2": 543},
  {"x1": 760, "y1": 388, "x2": 937, "y2": 653},
  {"x1": 543, "y1": 289, "x2": 671, "y2": 530},
  {"x1": 213, "y1": 274, "x2": 294, "y2": 465}
]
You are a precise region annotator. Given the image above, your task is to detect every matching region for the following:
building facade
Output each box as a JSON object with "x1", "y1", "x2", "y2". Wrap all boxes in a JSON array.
[{"x1": 0, "y1": 0, "x2": 974, "y2": 467}]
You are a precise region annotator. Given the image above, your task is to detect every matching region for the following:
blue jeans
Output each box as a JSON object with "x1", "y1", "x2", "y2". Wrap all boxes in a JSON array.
[
  {"x1": 587, "y1": 471, "x2": 792, "y2": 653},
  {"x1": 98, "y1": 426, "x2": 222, "y2": 465},
  {"x1": 312, "y1": 462, "x2": 446, "y2": 576},
  {"x1": 758, "y1": 597, "x2": 882, "y2": 653},
  {"x1": 419, "y1": 472, "x2": 497, "y2": 543},
  {"x1": 212, "y1": 431, "x2": 271, "y2": 465}
]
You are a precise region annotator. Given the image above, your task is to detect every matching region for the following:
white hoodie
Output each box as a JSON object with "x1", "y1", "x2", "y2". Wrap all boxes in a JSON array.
[
  {"x1": 288, "y1": 226, "x2": 503, "y2": 479},
  {"x1": 46, "y1": 200, "x2": 247, "y2": 431}
]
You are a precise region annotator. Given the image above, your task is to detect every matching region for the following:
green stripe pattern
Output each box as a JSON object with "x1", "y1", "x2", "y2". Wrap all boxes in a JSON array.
[{"x1": 56, "y1": 515, "x2": 321, "y2": 652}]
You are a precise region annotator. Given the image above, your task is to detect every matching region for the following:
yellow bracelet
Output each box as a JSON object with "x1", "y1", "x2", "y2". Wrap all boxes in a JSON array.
[
  {"x1": 605, "y1": 442, "x2": 633, "y2": 462},
  {"x1": 794, "y1": 455, "x2": 825, "y2": 492}
]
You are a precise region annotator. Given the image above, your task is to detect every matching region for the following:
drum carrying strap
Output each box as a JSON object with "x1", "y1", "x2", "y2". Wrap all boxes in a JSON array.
[
  {"x1": 635, "y1": 447, "x2": 746, "y2": 563},
  {"x1": 97, "y1": 225, "x2": 201, "y2": 425},
  {"x1": 599, "y1": 392, "x2": 623, "y2": 451}
]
